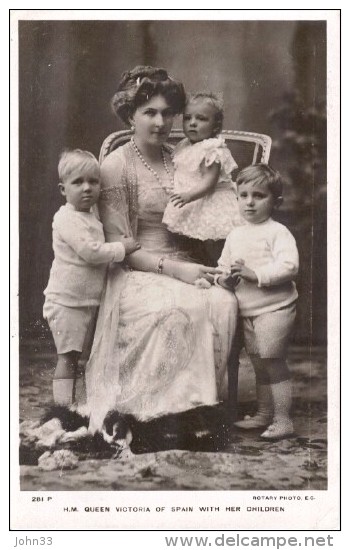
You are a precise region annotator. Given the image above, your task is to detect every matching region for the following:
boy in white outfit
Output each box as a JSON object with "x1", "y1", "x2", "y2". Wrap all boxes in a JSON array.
[
  {"x1": 216, "y1": 164, "x2": 299, "y2": 440},
  {"x1": 43, "y1": 149, "x2": 139, "y2": 406}
]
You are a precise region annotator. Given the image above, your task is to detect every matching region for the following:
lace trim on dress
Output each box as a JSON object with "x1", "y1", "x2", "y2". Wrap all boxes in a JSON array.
[
  {"x1": 99, "y1": 143, "x2": 139, "y2": 232},
  {"x1": 204, "y1": 147, "x2": 238, "y2": 174},
  {"x1": 124, "y1": 142, "x2": 139, "y2": 223},
  {"x1": 100, "y1": 186, "x2": 126, "y2": 210},
  {"x1": 173, "y1": 136, "x2": 238, "y2": 176}
]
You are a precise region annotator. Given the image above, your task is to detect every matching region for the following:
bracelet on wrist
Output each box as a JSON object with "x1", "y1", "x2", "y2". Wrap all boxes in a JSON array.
[{"x1": 156, "y1": 257, "x2": 165, "y2": 275}]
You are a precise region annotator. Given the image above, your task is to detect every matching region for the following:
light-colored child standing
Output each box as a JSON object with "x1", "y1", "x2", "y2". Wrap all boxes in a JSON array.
[
  {"x1": 43, "y1": 150, "x2": 140, "y2": 406},
  {"x1": 216, "y1": 164, "x2": 299, "y2": 440},
  {"x1": 162, "y1": 92, "x2": 242, "y2": 265}
]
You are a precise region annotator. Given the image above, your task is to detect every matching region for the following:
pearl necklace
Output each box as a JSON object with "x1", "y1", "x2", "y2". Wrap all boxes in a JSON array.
[{"x1": 131, "y1": 137, "x2": 174, "y2": 193}]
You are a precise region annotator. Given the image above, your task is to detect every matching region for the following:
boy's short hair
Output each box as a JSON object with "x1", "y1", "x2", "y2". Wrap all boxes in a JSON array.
[
  {"x1": 236, "y1": 163, "x2": 283, "y2": 199},
  {"x1": 58, "y1": 149, "x2": 99, "y2": 182},
  {"x1": 187, "y1": 92, "x2": 224, "y2": 133}
]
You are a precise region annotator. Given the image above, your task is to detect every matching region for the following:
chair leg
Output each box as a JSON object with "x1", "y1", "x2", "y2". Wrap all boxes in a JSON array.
[{"x1": 227, "y1": 320, "x2": 243, "y2": 422}]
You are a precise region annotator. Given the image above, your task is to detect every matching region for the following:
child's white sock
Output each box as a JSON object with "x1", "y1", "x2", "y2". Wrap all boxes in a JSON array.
[
  {"x1": 234, "y1": 384, "x2": 273, "y2": 429},
  {"x1": 260, "y1": 380, "x2": 294, "y2": 440},
  {"x1": 53, "y1": 378, "x2": 76, "y2": 406}
]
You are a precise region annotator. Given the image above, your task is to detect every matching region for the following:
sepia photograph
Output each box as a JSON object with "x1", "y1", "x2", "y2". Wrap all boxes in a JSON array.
[{"x1": 11, "y1": 10, "x2": 339, "y2": 531}]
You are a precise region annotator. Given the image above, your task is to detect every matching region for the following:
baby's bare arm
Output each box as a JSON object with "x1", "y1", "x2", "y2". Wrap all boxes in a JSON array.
[{"x1": 170, "y1": 162, "x2": 221, "y2": 208}]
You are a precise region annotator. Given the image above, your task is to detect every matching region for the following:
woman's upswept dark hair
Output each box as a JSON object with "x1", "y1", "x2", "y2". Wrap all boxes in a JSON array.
[{"x1": 111, "y1": 65, "x2": 186, "y2": 125}]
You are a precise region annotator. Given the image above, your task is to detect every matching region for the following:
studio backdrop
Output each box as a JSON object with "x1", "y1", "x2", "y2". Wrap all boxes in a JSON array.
[{"x1": 18, "y1": 20, "x2": 327, "y2": 345}]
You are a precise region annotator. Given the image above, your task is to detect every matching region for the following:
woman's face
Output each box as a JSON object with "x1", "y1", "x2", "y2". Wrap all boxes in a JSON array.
[{"x1": 130, "y1": 95, "x2": 174, "y2": 146}]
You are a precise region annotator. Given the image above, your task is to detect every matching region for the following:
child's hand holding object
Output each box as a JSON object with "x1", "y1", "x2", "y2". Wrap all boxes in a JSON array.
[
  {"x1": 216, "y1": 258, "x2": 257, "y2": 290},
  {"x1": 230, "y1": 258, "x2": 258, "y2": 285}
]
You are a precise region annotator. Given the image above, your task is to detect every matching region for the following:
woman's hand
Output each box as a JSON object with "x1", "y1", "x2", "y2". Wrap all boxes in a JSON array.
[
  {"x1": 171, "y1": 262, "x2": 220, "y2": 285},
  {"x1": 169, "y1": 191, "x2": 194, "y2": 208},
  {"x1": 194, "y1": 277, "x2": 212, "y2": 289}
]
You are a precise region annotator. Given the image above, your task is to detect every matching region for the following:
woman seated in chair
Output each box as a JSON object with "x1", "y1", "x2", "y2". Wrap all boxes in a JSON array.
[{"x1": 85, "y1": 66, "x2": 238, "y2": 436}]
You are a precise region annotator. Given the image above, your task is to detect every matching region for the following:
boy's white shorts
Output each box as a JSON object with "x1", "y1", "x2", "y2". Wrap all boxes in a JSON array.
[
  {"x1": 242, "y1": 302, "x2": 296, "y2": 358},
  {"x1": 43, "y1": 301, "x2": 97, "y2": 354}
]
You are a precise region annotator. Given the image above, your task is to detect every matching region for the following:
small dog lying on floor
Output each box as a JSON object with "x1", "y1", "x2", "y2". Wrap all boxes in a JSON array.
[
  {"x1": 20, "y1": 404, "x2": 232, "y2": 464},
  {"x1": 102, "y1": 404, "x2": 232, "y2": 454}
]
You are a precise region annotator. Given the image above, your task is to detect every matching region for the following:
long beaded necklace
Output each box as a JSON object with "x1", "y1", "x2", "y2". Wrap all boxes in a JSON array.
[{"x1": 130, "y1": 137, "x2": 174, "y2": 193}]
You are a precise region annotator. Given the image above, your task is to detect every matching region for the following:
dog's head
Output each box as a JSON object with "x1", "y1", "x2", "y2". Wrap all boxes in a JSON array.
[{"x1": 101, "y1": 410, "x2": 133, "y2": 455}]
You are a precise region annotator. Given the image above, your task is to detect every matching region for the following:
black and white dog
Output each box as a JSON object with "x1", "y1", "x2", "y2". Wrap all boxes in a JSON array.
[{"x1": 19, "y1": 403, "x2": 232, "y2": 465}]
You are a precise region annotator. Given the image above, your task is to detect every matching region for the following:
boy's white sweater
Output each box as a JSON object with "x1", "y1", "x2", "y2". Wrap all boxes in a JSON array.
[
  {"x1": 44, "y1": 203, "x2": 125, "y2": 307},
  {"x1": 218, "y1": 218, "x2": 299, "y2": 317}
]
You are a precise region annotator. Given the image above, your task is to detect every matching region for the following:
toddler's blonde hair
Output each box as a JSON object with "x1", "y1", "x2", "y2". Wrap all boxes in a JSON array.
[
  {"x1": 58, "y1": 149, "x2": 99, "y2": 183},
  {"x1": 186, "y1": 92, "x2": 224, "y2": 134}
]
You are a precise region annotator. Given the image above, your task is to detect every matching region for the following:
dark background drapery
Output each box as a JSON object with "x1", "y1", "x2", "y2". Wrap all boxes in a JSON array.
[{"x1": 18, "y1": 19, "x2": 327, "y2": 345}]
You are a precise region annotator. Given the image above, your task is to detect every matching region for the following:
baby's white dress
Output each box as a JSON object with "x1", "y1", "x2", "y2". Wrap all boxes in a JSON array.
[{"x1": 163, "y1": 136, "x2": 242, "y2": 240}]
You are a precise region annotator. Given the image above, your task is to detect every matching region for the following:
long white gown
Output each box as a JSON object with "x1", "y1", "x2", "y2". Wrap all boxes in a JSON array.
[{"x1": 85, "y1": 143, "x2": 238, "y2": 432}]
